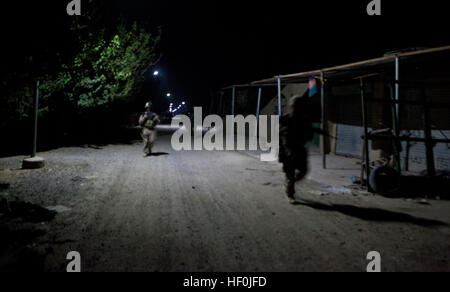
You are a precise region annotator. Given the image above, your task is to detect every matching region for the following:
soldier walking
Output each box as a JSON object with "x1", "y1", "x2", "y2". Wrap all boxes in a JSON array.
[
  {"x1": 279, "y1": 95, "x2": 314, "y2": 204},
  {"x1": 139, "y1": 102, "x2": 160, "y2": 157}
]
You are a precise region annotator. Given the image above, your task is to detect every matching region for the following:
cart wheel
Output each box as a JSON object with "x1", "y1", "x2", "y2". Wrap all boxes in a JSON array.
[{"x1": 369, "y1": 166, "x2": 400, "y2": 196}]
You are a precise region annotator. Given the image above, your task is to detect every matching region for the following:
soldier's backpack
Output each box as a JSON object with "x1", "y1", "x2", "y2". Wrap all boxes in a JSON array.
[{"x1": 144, "y1": 112, "x2": 157, "y2": 130}]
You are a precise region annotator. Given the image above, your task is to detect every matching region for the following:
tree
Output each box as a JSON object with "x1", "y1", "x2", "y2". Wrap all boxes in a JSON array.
[
  {"x1": 0, "y1": 1, "x2": 163, "y2": 153},
  {"x1": 41, "y1": 22, "x2": 161, "y2": 110}
]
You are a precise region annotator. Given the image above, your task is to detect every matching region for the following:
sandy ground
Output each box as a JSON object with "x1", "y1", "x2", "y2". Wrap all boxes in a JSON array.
[{"x1": 0, "y1": 133, "x2": 449, "y2": 272}]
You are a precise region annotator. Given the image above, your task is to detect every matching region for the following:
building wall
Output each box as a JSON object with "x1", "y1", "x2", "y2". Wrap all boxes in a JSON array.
[{"x1": 330, "y1": 78, "x2": 450, "y2": 172}]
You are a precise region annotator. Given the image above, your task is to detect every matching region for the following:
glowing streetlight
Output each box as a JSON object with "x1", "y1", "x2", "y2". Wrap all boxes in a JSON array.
[
  {"x1": 153, "y1": 70, "x2": 159, "y2": 76},
  {"x1": 166, "y1": 93, "x2": 172, "y2": 97}
]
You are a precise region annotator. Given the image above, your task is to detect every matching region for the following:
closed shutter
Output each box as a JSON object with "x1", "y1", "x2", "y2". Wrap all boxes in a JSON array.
[
  {"x1": 401, "y1": 130, "x2": 450, "y2": 172},
  {"x1": 336, "y1": 125, "x2": 365, "y2": 157}
]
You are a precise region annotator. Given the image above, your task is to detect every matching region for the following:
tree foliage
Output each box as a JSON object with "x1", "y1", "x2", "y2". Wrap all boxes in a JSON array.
[
  {"x1": 41, "y1": 22, "x2": 161, "y2": 110},
  {"x1": 0, "y1": 1, "x2": 161, "y2": 154}
]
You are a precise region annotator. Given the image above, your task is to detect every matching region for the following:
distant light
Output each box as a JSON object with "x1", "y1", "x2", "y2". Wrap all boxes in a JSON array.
[
  {"x1": 153, "y1": 71, "x2": 159, "y2": 76},
  {"x1": 182, "y1": 102, "x2": 186, "y2": 105},
  {"x1": 166, "y1": 93, "x2": 172, "y2": 97}
]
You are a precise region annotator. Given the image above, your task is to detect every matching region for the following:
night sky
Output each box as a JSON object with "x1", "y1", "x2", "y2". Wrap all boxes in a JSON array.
[{"x1": 1, "y1": 0, "x2": 448, "y2": 107}]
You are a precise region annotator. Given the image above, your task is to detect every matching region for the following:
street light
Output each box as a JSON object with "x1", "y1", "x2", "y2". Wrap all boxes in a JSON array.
[
  {"x1": 166, "y1": 93, "x2": 172, "y2": 97},
  {"x1": 153, "y1": 70, "x2": 159, "y2": 76}
]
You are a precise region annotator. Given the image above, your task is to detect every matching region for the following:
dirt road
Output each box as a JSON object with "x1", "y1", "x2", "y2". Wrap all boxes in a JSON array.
[{"x1": 1, "y1": 134, "x2": 449, "y2": 272}]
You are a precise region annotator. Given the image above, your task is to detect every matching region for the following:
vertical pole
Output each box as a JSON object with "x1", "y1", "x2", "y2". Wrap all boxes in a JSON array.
[
  {"x1": 32, "y1": 81, "x2": 40, "y2": 158},
  {"x1": 277, "y1": 78, "x2": 282, "y2": 117},
  {"x1": 395, "y1": 57, "x2": 402, "y2": 169},
  {"x1": 232, "y1": 87, "x2": 236, "y2": 116},
  {"x1": 389, "y1": 85, "x2": 402, "y2": 173},
  {"x1": 395, "y1": 57, "x2": 400, "y2": 126},
  {"x1": 255, "y1": 87, "x2": 262, "y2": 137},
  {"x1": 360, "y1": 78, "x2": 372, "y2": 192},
  {"x1": 209, "y1": 93, "x2": 215, "y2": 115},
  {"x1": 320, "y1": 73, "x2": 327, "y2": 169},
  {"x1": 421, "y1": 87, "x2": 436, "y2": 177},
  {"x1": 219, "y1": 92, "x2": 224, "y2": 117}
]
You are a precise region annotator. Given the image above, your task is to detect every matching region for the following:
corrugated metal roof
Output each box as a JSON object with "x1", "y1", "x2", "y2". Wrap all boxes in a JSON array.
[{"x1": 222, "y1": 45, "x2": 450, "y2": 89}]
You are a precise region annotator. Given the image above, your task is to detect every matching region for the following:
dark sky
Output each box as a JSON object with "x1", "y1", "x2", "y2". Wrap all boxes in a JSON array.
[
  {"x1": 115, "y1": 0, "x2": 448, "y2": 106},
  {"x1": 2, "y1": 0, "x2": 448, "y2": 108}
]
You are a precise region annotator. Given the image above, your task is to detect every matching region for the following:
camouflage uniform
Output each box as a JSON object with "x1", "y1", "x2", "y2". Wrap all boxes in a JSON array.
[
  {"x1": 279, "y1": 96, "x2": 314, "y2": 201},
  {"x1": 139, "y1": 111, "x2": 160, "y2": 156}
]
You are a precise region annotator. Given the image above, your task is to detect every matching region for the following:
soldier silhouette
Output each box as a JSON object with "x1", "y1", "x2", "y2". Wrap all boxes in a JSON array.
[
  {"x1": 279, "y1": 94, "x2": 314, "y2": 204},
  {"x1": 139, "y1": 101, "x2": 160, "y2": 157}
]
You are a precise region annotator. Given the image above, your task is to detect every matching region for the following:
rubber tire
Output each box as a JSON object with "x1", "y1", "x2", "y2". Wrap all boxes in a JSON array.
[{"x1": 369, "y1": 166, "x2": 400, "y2": 196}]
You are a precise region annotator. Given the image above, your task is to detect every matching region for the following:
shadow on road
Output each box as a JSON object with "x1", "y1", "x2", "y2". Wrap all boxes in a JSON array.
[
  {"x1": 0, "y1": 200, "x2": 57, "y2": 272},
  {"x1": 1, "y1": 200, "x2": 57, "y2": 223},
  {"x1": 148, "y1": 152, "x2": 169, "y2": 157},
  {"x1": 296, "y1": 199, "x2": 448, "y2": 227},
  {"x1": 0, "y1": 226, "x2": 48, "y2": 272}
]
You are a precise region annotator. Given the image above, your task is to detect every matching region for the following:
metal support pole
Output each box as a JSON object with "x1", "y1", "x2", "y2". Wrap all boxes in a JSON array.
[
  {"x1": 320, "y1": 73, "x2": 327, "y2": 169},
  {"x1": 255, "y1": 87, "x2": 262, "y2": 137},
  {"x1": 394, "y1": 57, "x2": 402, "y2": 166},
  {"x1": 32, "y1": 81, "x2": 40, "y2": 158},
  {"x1": 22, "y1": 80, "x2": 45, "y2": 169},
  {"x1": 219, "y1": 92, "x2": 224, "y2": 117},
  {"x1": 395, "y1": 57, "x2": 400, "y2": 126},
  {"x1": 209, "y1": 93, "x2": 215, "y2": 115},
  {"x1": 360, "y1": 78, "x2": 373, "y2": 192},
  {"x1": 389, "y1": 85, "x2": 402, "y2": 173},
  {"x1": 232, "y1": 87, "x2": 236, "y2": 116},
  {"x1": 421, "y1": 87, "x2": 436, "y2": 177},
  {"x1": 277, "y1": 77, "x2": 282, "y2": 117}
]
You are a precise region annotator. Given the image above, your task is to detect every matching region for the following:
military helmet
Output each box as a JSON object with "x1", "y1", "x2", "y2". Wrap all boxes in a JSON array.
[{"x1": 145, "y1": 101, "x2": 152, "y2": 109}]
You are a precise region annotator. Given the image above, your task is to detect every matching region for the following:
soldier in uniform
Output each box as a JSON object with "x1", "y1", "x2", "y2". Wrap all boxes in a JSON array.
[
  {"x1": 139, "y1": 101, "x2": 160, "y2": 157},
  {"x1": 279, "y1": 95, "x2": 314, "y2": 204}
]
